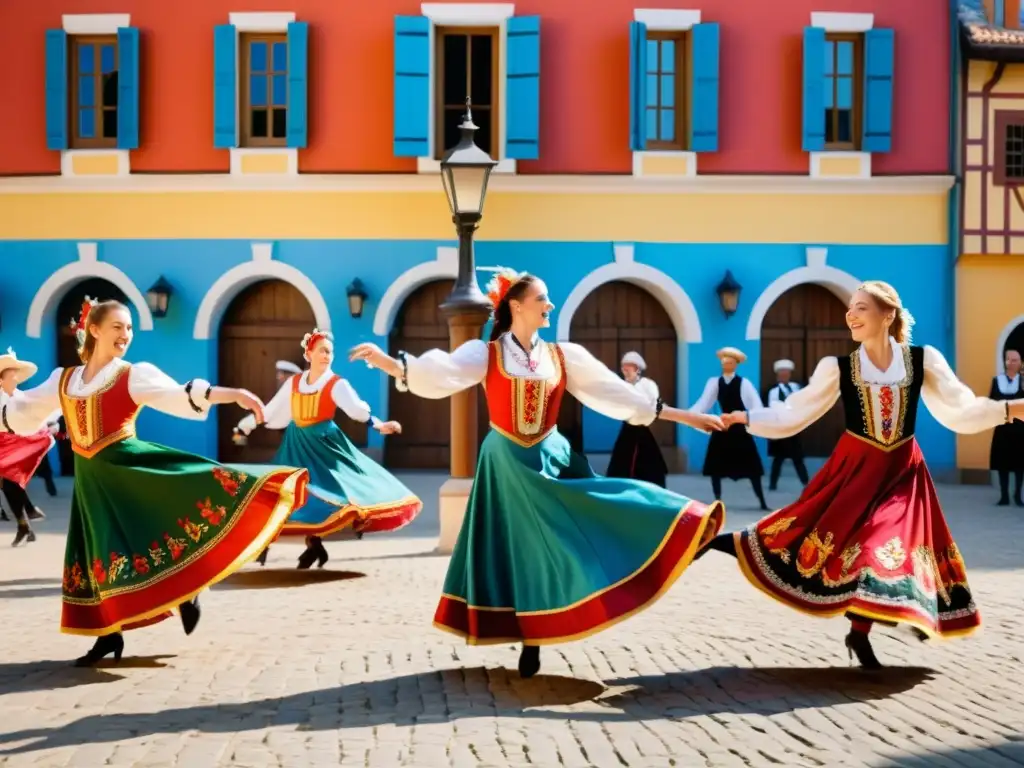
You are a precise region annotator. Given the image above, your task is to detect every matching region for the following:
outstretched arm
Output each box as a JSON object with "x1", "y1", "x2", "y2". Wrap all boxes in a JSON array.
[
  {"x1": 921, "y1": 346, "x2": 1023, "y2": 433},
  {"x1": 349, "y1": 340, "x2": 488, "y2": 399},
  {"x1": 1, "y1": 369, "x2": 62, "y2": 435},
  {"x1": 129, "y1": 363, "x2": 265, "y2": 424},
  {"x1": 726, "y1": 357, "x2": 841, "y2": 439},
  {"x1": 237, "y1": 379, "x2": 293, "y2": 435}
]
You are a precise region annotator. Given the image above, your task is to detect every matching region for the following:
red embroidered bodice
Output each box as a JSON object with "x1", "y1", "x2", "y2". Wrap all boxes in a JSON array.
[
  {"x1": 484, "y1": 340, "x2": 565, "y2": 447},
  {"x1": 291, "y1": 374, "x2": 340, "y2": 427},
  {"x1": 58, "y1": 365, "x2": 140, "y2": 458}
]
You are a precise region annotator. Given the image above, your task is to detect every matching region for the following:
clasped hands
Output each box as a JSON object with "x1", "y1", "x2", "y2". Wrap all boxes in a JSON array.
[{"x1": 720, "y1": 411, "x2": 748, "y2": 428}]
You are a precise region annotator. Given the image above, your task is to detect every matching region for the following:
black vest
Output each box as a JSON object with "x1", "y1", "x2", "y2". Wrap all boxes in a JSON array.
[
  {"x1": 836, "y1": 345, "x2": 924, "y2": 446},
  {"x1": 717, "y1": 376, "x2": 745, "y2": 412}
]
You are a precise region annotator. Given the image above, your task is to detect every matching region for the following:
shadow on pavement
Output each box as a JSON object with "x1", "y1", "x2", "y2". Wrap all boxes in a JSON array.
[
  {"x1": 873, "y1": 740, "x2": 1024, "y2": 767},
  {"x1": 0, "y1": 585, "x2": 63, "y2": 600},
  {"x1": 0, "y1": 664, "x2": 934, "y2": 755},
  {"x1": 0, "y1": 655, "x2": 178, "y2": 697},
  {"x1": 214, "y1": 569, "x2": 366, "y2": 590}
]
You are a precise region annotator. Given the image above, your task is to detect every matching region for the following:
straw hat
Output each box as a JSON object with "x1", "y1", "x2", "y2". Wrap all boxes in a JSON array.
[
  {"x1": 0, "y1": 347, "x2": 38, "y2": 385},
  {"x1": 773, "y1": 359, "x2": 795, "y2": 373},
  {"x1": 716, "y1": 347, "x2": 747, "y2": 364},
  {"x1": 621, "y1": 351, "x2": 646, "y2": 371},
  {"x1": 275, "y1": 360, "x2": 302, "y2": 375}
]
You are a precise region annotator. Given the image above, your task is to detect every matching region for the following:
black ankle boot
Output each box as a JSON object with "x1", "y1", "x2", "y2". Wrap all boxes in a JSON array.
[
  {"x1": 256, "y1": 547, "x2": 269, "y2": 566},
  {"x1": 0, "y1": 509, "x2": 9, "y2": 521},
  {"x1": 998, "y1": 496, "x2": 1010, "y2": 506},
  {"x1": 12, "y1": 525, "x2": 34, "y2": 546},
  {"x1": 44, "y1": 476, "x2": 58, "y2": 497},
  {"x1": 296, "y1": 542, "x2": 317, "y2": 569},
  {"x1": 179, "y1": 596, "x2": 201, "y2": 635},
  {"x1": 74, "y1": 633, "x2": 124, "y2": 667},
  {"x1": 313, "y1": 536, "x2": 329, "y2": 568},
  {"x1": 845, "y1": 631, "x2": 882, "y2": 670},
  {"x1": 518, "y1": 645, "x2": 541, "y2": 678}
]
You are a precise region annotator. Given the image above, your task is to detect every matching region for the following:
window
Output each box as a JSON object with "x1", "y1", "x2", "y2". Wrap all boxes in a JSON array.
[
  {"x1": 645, "y1": 32, "x2": 687, "y2": 150},
  {"x1": 241, "y1": 34, "x2": 288, "y2": 147},
  {"x1": 823, "y1": 33, "x2": 862, "y2": 150},
  {"x1": 435, "y1": 28, "x2": 497, "y2": 159},
  {"x1": 71, "y1": 36, "x2": 118, "y2": 149},
  {"x1": 995, "y1": 111, "x2": 1024, "y2": 185}
]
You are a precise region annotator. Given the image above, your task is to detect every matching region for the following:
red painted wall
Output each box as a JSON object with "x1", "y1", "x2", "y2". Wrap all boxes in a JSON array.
[{"x1": 0, "y1": 0, "x2": 949, "y2": 175}]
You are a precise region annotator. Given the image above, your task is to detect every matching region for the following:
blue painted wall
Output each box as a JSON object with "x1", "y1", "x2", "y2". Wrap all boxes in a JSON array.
[{"x1": 0, "y1": 239, "x2": 955, "y2": 473}]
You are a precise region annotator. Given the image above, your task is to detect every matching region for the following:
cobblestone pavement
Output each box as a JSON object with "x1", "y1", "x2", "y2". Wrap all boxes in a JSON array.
[{"x1": 1, "y1": 472, "x2": 1023, "y2": 767}]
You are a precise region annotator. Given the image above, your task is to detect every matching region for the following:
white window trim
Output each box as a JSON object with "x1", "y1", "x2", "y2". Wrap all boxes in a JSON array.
[
  {"x1": 630, "y1": 9, "x2": 702, "y2": 177},
  {"x1": 419, "y1": 3, "x2": 517, "y2": 174},
  {"x1": 810, "y1": 12, "x2": 874, "y2": 32},
  {"x1": 809, "y1": 151, "x2": 871, "y2": 179},
  {"x1": 60, "y1": 15, "x2": 133, "y2": 176},
  {"x1": 226, "y1": 12, "x2": 298, "y2": 175}
]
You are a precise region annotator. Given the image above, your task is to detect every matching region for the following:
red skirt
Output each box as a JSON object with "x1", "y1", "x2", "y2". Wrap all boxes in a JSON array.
[
  {"x1": 734, "y1": 432, "x2": 979, "y2": 639},
  {"x1": 0, "y1": 429, "x2": 53, "y2": 488}
]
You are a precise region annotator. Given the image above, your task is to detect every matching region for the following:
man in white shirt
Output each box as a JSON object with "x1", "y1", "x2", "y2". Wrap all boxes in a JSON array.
[{"x1": 766, "y1": 359, "x2": 810, "y2": 490}]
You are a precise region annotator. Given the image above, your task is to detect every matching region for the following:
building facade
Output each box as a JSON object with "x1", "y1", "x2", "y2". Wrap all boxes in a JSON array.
[
  {"x1": 0, "y1": 0, "x2": 957, "y2": 474},
  {"x1": 955, "y1": 0, "x2": 1024, "y2": 479}
]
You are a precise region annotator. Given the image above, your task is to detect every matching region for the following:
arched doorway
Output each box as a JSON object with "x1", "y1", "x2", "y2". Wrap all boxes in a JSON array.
[
  {"x1": 759, "y1": 283, "x2": 853, "y2": 457},
  {"x1": 1004, "y1": 322, "x2": 1024, "y2": 363},
  {"x1": 216, "y1": 280, "x2": 335, "y2": 463},
  {"x1": 54, "y1": 278, "x2": 130, "y2": 476},
  {"x1": 568, "y1": 281, "x2": 678, "y2": 465}
]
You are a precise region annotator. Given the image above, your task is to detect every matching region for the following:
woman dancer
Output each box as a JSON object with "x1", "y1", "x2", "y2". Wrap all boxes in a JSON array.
[
  {"x1": 702, "y1": 281, "x2": 1023, "y2": 669},
  {"x1": 1, "y1": 298, "x2": 309, "y2": 666},
  {"x1": 350, "y1": 268, "x2": 725, "y2": 678},
  {"x1": 606, "y1": 351, "x2": 668, "y2": 487},
  {"x1": 988, "y1": 348, "x2": 1024, "y2": 506},
  {"x1": 233, "y1": 328, "x2": 421, "y2": 569}
]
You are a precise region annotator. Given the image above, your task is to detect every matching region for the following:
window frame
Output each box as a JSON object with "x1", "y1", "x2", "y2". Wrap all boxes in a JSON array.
[
  {"x1": 994, "y1": 110, "x2": 1024, "y2": 186},
  {"x1": 433, "y1": 26, "x2": 499, "y2": 161},
  {"x1": 823, "y1": 32, "x2": 863, "y2": 152},
  {"x1": 644, "y1": 30, "x2": 688, "y2": 152},
  {"x1": 239, "y1": 32, "x2": 289, "y2": 149},
  {"x1": 69, "y1": 34, "x2": 119, "y2": 150}
]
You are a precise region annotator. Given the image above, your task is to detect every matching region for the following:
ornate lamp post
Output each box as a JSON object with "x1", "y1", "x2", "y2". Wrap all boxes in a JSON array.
[{"x1": 436, "y1": 98, "x2": 498, "y2": 553}]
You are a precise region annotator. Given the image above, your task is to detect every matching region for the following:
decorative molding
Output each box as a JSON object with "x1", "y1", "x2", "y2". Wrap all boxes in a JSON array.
[
  {"x1": 227, "y1": 12, "x2": 296, "y2": 31},
  {"x1": 193, "y1": 242, "x2": 331, "y2": 339},
  {"x1": 632, "y1": 150, "x2": 698, "y2": 178},
  {"x1": 420, "y1": 3, "x2": 514, "y2": 25},
  {"x1": 810, "y1": 12, "x2": 874, "y2": 32},
  {"x1": 372, "y1": 246, "x2": 459, "y2": 335},
  {"x1": 229, "y1": 148, "x2": 299, "y2": 176},
  {"x1": 26, "y1": 241, "x2": 154, "y2": 338},
  {"x1": 0, "y1": 173, "x2": 958, "y2": 196},
  {"x1": 417, "y1": 157, "x2": 517, "y2": 175},
  {"x1": 995, "y1": 313, "x2": 1024, "y2": 372},
  {"x1": 557, "y1": 243, "x2": 702, "y2": 343},
  {"x1": 60, "y1": 150, "x2": 131, "y2": 178},
  {"x1": 62, "y1": 14, "x2": 130, "y2": 34},
  {"x1": 744, "y1": 246, "x2": 861, "y2": 340},
  {"x1": 809, "y1": 151, "x2": 872, "y2": 179},
  {"x1": 633, "y1": 8, "x2": 702, "y2": 30}
]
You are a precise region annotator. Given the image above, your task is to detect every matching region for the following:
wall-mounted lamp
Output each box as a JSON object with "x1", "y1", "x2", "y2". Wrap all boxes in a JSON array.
[
  {"x1": 715, "y1": 270, "x2": 742, "y2": 319},
  {"x1": 346, "y1": 278, "x2": 368, "y2": 319},
  {"x1": 146, "y1": 276, "x2": 174, "y2": 319}
]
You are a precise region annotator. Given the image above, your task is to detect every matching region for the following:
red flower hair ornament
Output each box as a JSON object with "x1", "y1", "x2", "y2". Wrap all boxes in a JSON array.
[
  {"x1": 69, "y1": 296, "x2": 99, "y2": 346},
  {"x1": 300, "y1": 328, "x2": 333, "y2": 358},
  {"x1": 480, "y1": 267, "x2": 527, "y2": 313}
]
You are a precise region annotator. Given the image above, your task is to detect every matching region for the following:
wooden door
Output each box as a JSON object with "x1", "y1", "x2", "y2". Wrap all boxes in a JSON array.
[
  {"x1": 568, "y1": 281, "x2": 678, "y2": 454},
  {"x1": 217, "y1": 280, "x2": 325, "y2": 463},
  {"x1": 54, "y1": 278, "x2": 129, "y2": 476},
  {"x1": 759, "y1": 283, "x2": 854, "y2": 457}
]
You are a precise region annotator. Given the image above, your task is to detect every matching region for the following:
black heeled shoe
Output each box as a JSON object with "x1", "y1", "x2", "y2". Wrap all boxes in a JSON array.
[
  {"x1": 845, "y1": 631, "x2": 882, "y2": 670},
  {"x1": 518, "y1": 644, "x2": 541, "y2": 679},
  {"x1": 179, "y1": 596, "x2": 201, "y2": 635},
  {"x1": 256, "y1": 547, "x2": 269, "y2": 567},
  {"x1": 296, "y1": 538, "x2": 317, "y2": 569},
  {"x1": 313, "y1": 536, "x2": 329, "y2": 569},
  {"x1": 74, "y1": 633, "x2": 124, "y2": 667},
  {"x1": 12, "y1": 526, "x2": 35, "y2": 546}
]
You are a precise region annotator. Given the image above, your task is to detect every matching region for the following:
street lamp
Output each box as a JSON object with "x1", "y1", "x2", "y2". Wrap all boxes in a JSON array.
[
  {"x1": 146, "y1": 276, "x2": 174, "y2": 319},
  {"x1": 715, "y1": 270, "x2": 742, "y2": 318},
  {"x1": 346, "y1": 278, "x2": 368, "y2": 319}
]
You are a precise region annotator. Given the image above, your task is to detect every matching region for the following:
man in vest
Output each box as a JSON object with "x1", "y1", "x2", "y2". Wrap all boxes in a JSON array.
[{"x1": 766, "y1": 359, "x2": 809, "y2": 491}]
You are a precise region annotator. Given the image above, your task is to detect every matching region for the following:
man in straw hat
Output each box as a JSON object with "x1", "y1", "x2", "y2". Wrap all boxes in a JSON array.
[
  {"x1": 275, "y1": 359, "x2": 302, "y2": 385},
  {"x1": 690, "y1": 347, "x2": 769, "y2": 510},
  {"x1": 765, "y1": 358, "x2": 809, "y2": 491}
]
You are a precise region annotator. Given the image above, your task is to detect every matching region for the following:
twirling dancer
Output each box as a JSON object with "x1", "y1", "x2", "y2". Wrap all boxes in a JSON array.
[
  {"x1": 233, "y1": 328, "x2": 421, "y2": 569},
  {"x1": 1, "y1": 298, "x2": 309, "y2": 667},
  {"x1": 350, "y1": 268, "x2": 726, "y2": 679},
  {"x1": 606, "y1": 351, "x2": 668, "y2": 487},
  {"x1": 702, "y1": 281, "x2": 1024, "y2": 669}
]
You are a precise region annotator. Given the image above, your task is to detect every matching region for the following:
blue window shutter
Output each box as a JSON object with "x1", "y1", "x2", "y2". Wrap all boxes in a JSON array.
[
  {"x1": 505, "y1": 15, "x2": 541, "y2": 160},
  {"x1": 629, "y1": 21, "x2": 647, "y2": 151},
  {"x1": 286, "y1": 21, "x2": 309, "y2": 148},
  {"x1": 862, "y1": 28, "x2": 895, "y2": 153},
  {"x1": 689, "y1": 22, "x2": 720, "y2": 152},
  {"x1": 801, "y1": 27, "x2": 826, "y2": 152},
  {"x1": 213, "y1": 24, "x2": 237, "y2": 149},
  {"x1": 45, "y1": 30, "x2": 68, "y2": 151},
  {"x1": 116, "y1": 27, "x2": 140, "y2": 150},
  {"x1": 393, "y1": 16, "x2": 430, "y2": 157}
]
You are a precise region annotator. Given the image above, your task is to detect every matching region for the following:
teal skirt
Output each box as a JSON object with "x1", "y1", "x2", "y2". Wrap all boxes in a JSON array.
[
  {"x1": 268, "y1": 421, "x2": 421, "y2": 537},
  {"x1": 433, "y1": 428, "x2": 724, "y2": 645}
]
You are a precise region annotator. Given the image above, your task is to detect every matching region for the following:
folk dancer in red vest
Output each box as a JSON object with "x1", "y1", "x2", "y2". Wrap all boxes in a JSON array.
[
  {"x1": 233, "y1": 329, "x2": 421, "y2": 569},
  {"x1": 1, "y1": 298, "x2": 309, "y2": 667},
  {"x1": 702, "y1": 282, "x2": 1024, "y2": 669},
  {"x1": 350, "y1": 268, "x2": 726, "y2": 679}
]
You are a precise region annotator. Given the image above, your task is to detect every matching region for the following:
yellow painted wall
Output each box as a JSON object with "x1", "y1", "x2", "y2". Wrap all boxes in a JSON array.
[
  {"x1": 956, "y1": 254, "x2": 1024, "y2": 469},
  {"x1": 0, "y1": 189, "x2": 948, "y2": 242}
]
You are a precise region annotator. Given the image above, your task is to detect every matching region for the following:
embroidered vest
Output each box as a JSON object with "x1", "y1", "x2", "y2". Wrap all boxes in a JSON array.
[
  {"x1": 836, "y1": 345, "x2": 924, "y2": 449},
  {"x1": 290, "y1": 374, "x2": 341, "y2": 427},
  {"x1": 58, "y1": 365, "x2": 140, "y2": 458},
  {"x1": 484, "y1": 340, "x2": 566, "y2": 447}
]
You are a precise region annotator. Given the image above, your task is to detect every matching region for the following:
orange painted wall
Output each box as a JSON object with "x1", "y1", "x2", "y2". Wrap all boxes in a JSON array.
[{"x1": 0, "y1": 0, "x2": 949, "y2": 175}]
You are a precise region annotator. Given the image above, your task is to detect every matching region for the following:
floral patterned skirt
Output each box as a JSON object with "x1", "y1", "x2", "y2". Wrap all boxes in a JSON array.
[
  {"x1": 734, "y1": 432, "x2": 979, "y2": 639},
  {"x1": 61, "y1": 437, "x2": 308, "y2": 636}
]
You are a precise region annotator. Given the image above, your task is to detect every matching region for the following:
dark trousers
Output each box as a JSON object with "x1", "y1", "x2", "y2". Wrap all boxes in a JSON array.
[
  {"x1": 769, "y1": 456, "x2": 809, "y2": 489},
  {"x1": 0, "y1": 480, "x2": 31, "y2": 527},
  {"x1": 711, "y1": 476, "x2": 768, "y2": 510},
  {"x1": 35, "y1": 454, "x2": 57, "y2": 496},
  {"x1": 998, "y1": 470, "x2": 1024, "y2": 504}
]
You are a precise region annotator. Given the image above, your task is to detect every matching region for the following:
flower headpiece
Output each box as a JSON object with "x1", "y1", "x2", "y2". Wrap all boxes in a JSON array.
[
  {"x1": 69, "y1": 296, "x2": 99, "y2": 346},
  {"x1": 480, "y1": 266, "x2": 527, "y2": 312},
  {"x1": 300, "y1": 328, "x2": 332, "y2": 356}
]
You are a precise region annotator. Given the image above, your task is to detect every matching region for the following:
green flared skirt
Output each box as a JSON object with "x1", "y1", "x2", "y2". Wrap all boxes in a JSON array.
[
  {"x1": 433, "y1": 428, "x2": 725, "y2": 645},
  {"x1": 61, "y1": 437, "x2": 308, "y2": 636}
]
